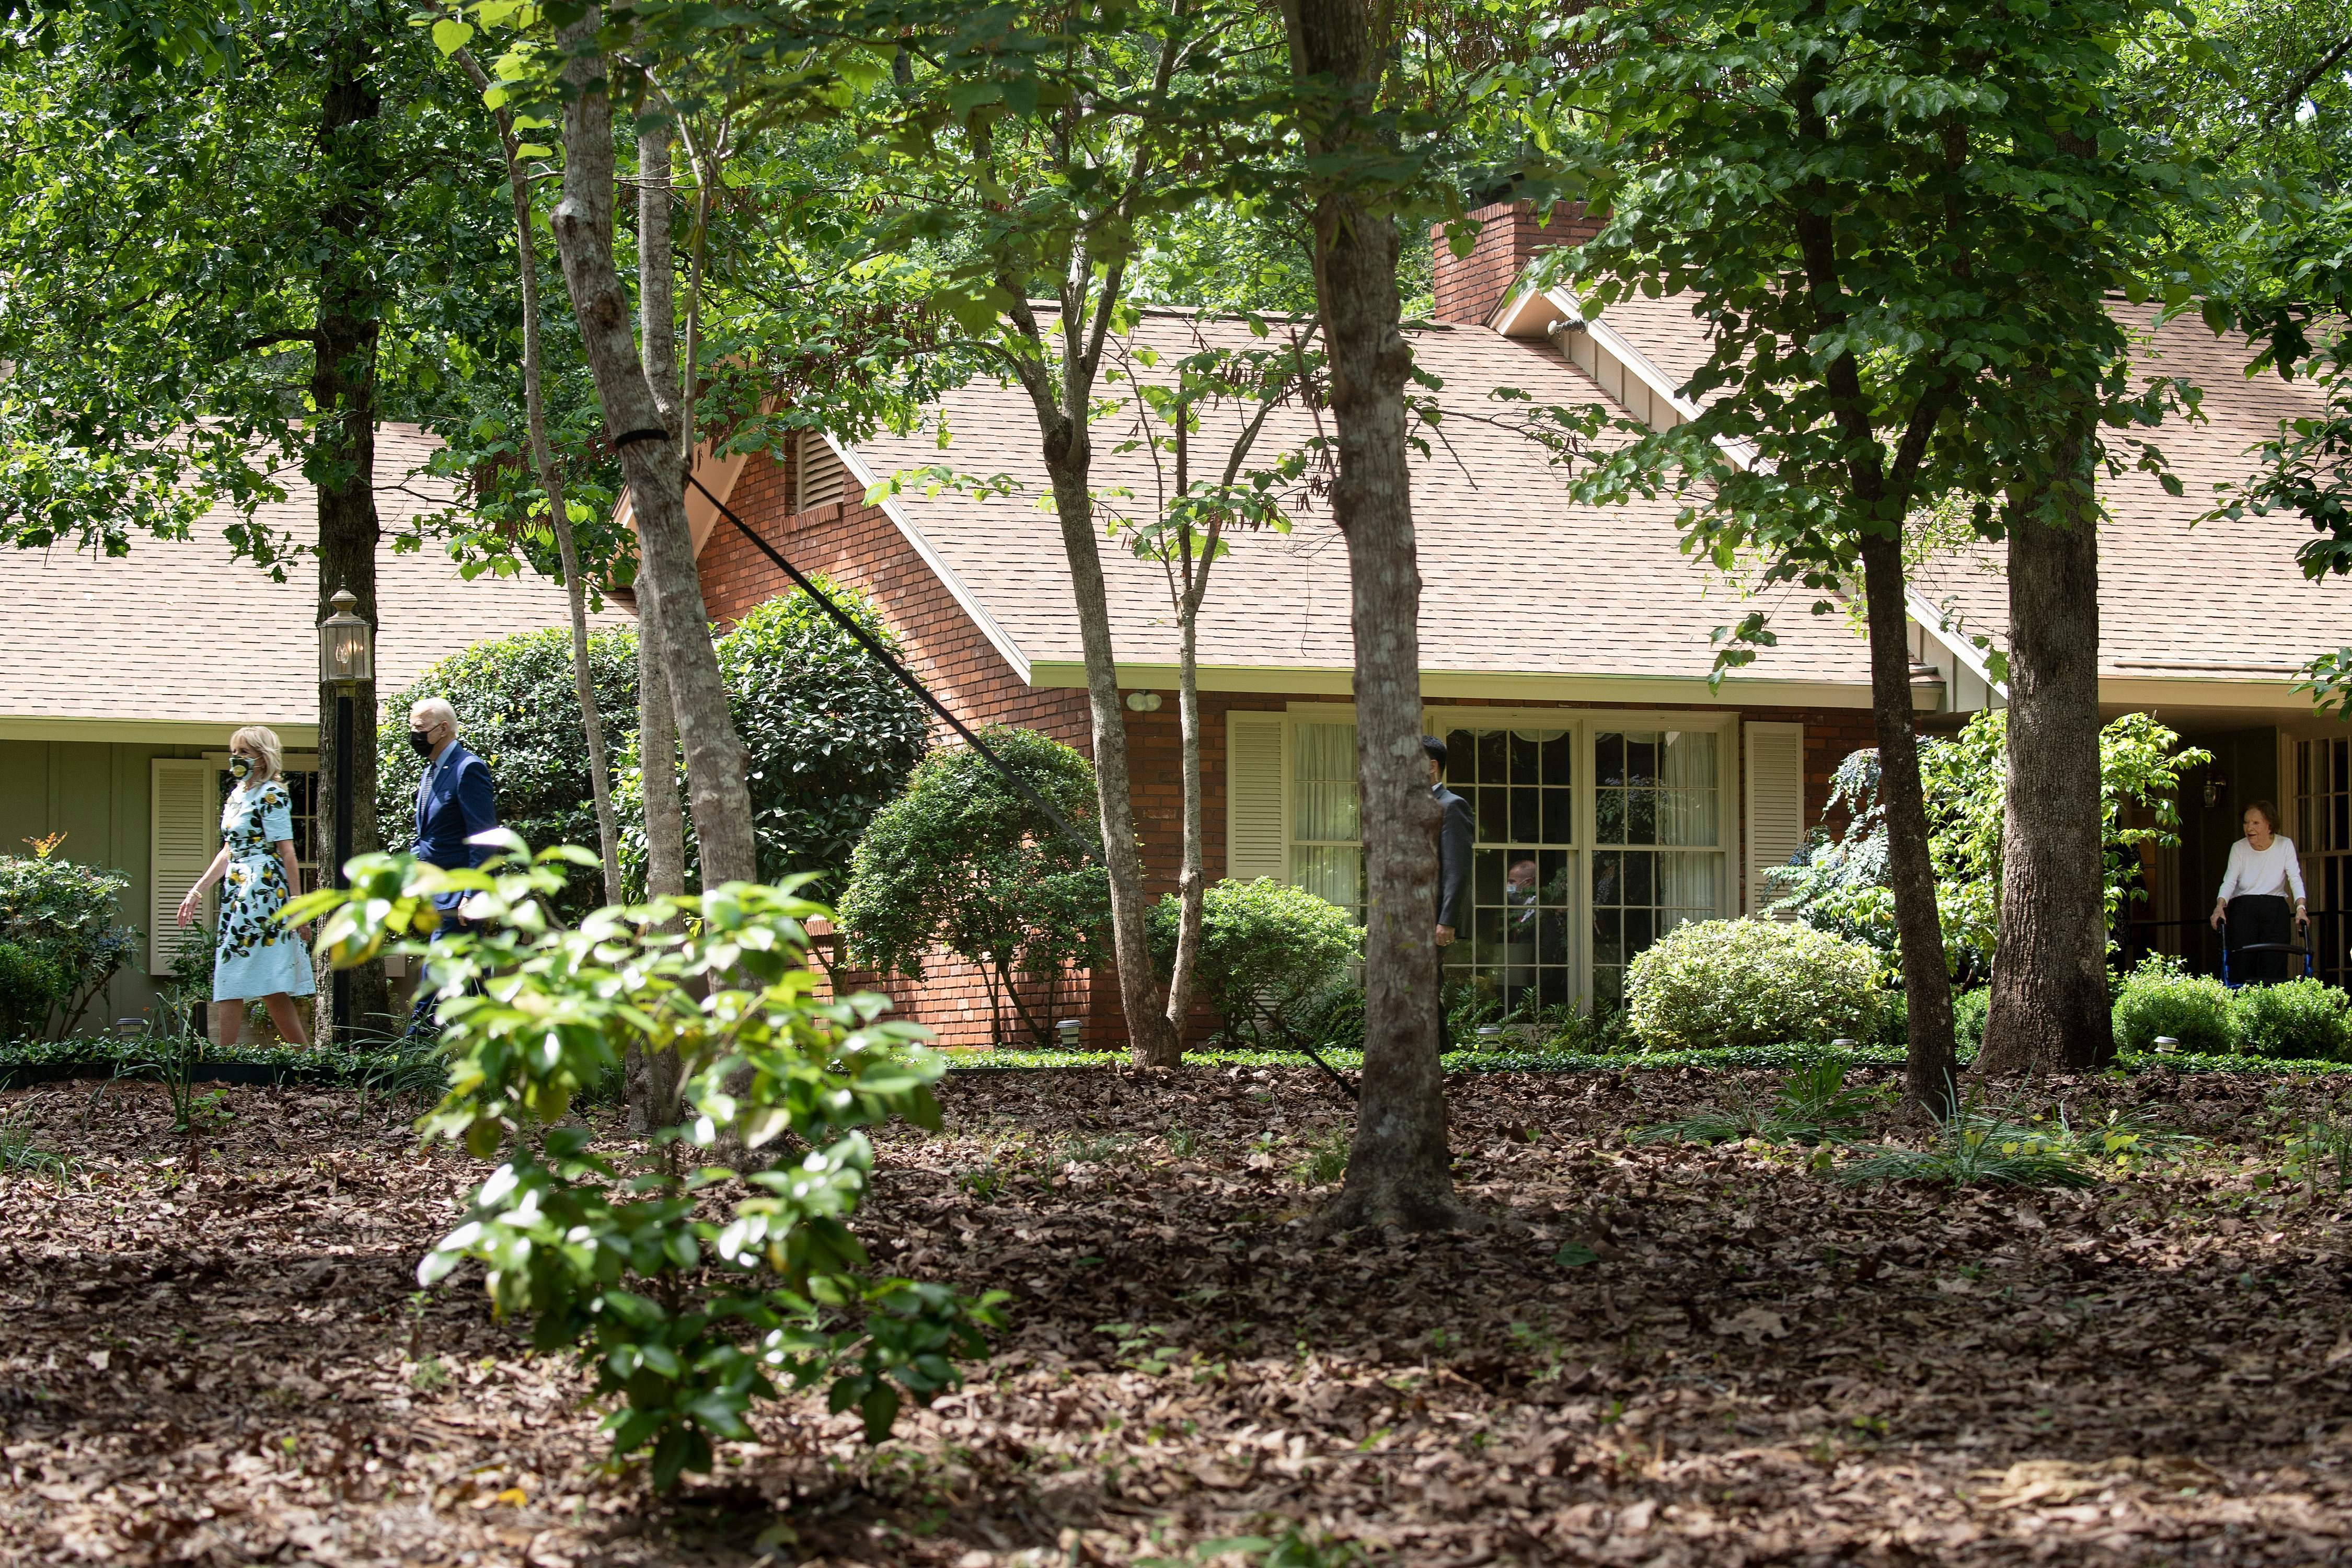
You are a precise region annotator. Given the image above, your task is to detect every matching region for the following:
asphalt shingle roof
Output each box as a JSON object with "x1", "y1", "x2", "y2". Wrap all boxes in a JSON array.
[
  {"x1": 848, "y1": 313, "x2": 1876, "y2": 688},
  {"x1": 0, "y1": 424, "x2": 614, "y2": 733},
  {"x1": 1571, "y1": 294, "x2": 2347, "y2": 681}
]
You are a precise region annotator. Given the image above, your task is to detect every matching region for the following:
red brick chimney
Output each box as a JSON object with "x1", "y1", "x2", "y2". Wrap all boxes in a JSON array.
[{"x1": 1429, "y1": 200, "x2": 1604, "y2": 327}]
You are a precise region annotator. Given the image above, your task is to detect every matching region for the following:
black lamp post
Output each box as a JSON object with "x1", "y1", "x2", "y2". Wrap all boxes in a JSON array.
[{"x1": 318, "y1": 589, "x2": 373, "y2": 1040}]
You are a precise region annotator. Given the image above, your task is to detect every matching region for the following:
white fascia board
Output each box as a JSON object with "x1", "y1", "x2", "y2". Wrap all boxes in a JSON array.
[
  {"x1": 1904, "y1": 590, "x2": 2009, "y2": 696},
  {"x1": 1494, "y1": 282, "x2": 1762, "y2": 469},
  {"x1": 0, "y1": 716, "x2": 322, "y2": 745},
  {"x1": 1027, "y1": 659, "x2": 1875, "y2": 709},
  {"x1": 2098, "y1": 676, "x2": 2317, "y2": 711},
  {"x1": 827, "y1": 435, "x2": 1036, "y2": 686}
]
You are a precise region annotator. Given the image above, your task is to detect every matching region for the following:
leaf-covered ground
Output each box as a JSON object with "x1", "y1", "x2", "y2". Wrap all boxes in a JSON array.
[{"x1": 4, "y1": 1065, "x2": 2350, "y2": 1565}]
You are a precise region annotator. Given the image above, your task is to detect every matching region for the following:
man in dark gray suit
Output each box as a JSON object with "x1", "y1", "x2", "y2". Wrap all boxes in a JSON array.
[{"x1": 1426, "y1": 736, "x2": 1474, "y2": 1051}]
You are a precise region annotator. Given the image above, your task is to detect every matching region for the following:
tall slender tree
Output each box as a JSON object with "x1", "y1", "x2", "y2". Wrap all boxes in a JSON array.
[
  {"x1": 539, "y1": 7, "x2": 758, "y2": 885},
  {"x1": 1540, "y1": 0, "x2": 2209, "y2": 1104},
  {"x1": 444, "y1": 42, "x2": 625, "y2": 907},
  {"x1": 1281, "y1": 0, "x2": 1471, "y2": 1228},
  {"x1": 835, "y1": 0, "x2": 1273, "y2": 1067}
]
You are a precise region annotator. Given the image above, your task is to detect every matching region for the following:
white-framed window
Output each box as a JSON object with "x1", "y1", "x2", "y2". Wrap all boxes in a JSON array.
[
  {"x1": 1225, "y1": 706, "x2": 1756, "y2": 1011},
  {"x1": 1433, "y1": 723, "x2": 1577, "y2": 1016},
  {"x1": 2297, "y1": 733, "x2": 2350, "y2": 989},
  {"x1": 208, "y1": 751, "x2": 324, "y2": 896},
  {"x1": 1589, "y1": 727, "x2": 1723, "y2": 1002},
  {"x1": 1290, "y1": 718, "x2": 1364, "y2": 928}
]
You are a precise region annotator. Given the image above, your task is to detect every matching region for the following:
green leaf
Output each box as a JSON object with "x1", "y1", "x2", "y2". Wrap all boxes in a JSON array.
[
  {"x1": 431, "y1": 18, "x2": 475, "y2": 55},
  {"x1": 860, "y1": 1380, "x2": 902, "y2": 1442},
  {"x1": 1553, "y1": 1241, "x2": 1600, "y2": 1269}
]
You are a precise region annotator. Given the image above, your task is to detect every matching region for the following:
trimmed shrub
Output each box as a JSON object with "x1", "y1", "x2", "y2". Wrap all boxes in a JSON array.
[
  {"x1": 837, "y1": 727, "x2": 1108, "y2": 1047},
  {"x1": 380, "y1": 625, "x2": 639, "y2": 919},
  {"x1": 1147, "y1": 878, "x2": 1362, "y2": 1047},
  {"x1": 2231, "y1": 978, "x2": 2352, "y2": 1062},
  {"x1": 2111, "y1": 955, "x2": 2234, "y2": 1055},
  {"x1": 0, "y1": 940, "x2": 68, "y2": 1042},
  {"x1": 0, "y1": 847, "x2": 137, "y2": 1037},
  {"x1": 1625, "y1": 918, "x2": 1884, "y2": 1052}
]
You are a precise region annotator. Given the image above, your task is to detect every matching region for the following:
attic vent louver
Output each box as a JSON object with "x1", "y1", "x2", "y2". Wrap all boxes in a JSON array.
[{"x1": 797, "y1": 432, "x2": 846, "y2": 513}]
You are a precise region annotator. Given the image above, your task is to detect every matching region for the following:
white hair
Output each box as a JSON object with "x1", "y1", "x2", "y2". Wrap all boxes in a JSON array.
[
  {"x1": 228, "y1": 725, "x2": 283, "y2": 781},
  {"x1": 409, "y1": 697, "x2": 459, "y2": 734}
]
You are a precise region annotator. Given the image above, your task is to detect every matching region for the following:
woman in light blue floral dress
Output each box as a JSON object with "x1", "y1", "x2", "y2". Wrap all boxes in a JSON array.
[{"x1": 175, "y1": 726, "x2": 313, "y2": 1046}]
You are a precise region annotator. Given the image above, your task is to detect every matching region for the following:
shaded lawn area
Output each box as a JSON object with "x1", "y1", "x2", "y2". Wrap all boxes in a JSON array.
[{"x1": 3, "y1": 1066, "x2": 2350, "y2": 1565}]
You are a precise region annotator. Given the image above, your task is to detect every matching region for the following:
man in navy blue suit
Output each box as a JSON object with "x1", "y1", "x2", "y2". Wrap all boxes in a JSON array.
[{"x1": 406, "y1": 696, "x2": 498, "y2": 1033}]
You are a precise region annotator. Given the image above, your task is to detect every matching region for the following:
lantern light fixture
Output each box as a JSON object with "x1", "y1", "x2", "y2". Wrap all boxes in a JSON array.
[{"x1": 318, "y1": 588, "x2": 374, "y2": 688}]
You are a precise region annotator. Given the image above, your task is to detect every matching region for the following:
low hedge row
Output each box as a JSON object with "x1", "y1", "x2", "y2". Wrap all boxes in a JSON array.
[
  {"x1": 0, "y1": 1036, "x2": 429, "y2": 1090},
  {"x1": 6, "y1": 1036, "x2": 2345, "y2": 1092}
]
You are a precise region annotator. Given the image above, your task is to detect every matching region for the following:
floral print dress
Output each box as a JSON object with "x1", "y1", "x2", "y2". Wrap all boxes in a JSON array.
[{"x1": 213, "y1": 781, "x2": 315, "y2": 1000}]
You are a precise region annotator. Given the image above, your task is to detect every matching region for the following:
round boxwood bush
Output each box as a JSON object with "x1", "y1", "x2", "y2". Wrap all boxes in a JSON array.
[
  {"x1": 837, "y1": 726, "x2": 1108, "y2": 1046},
  {"x1": 380, "y1": 625, "x2": 639, "y2": 919},
  {"x1": 2230, "y1": 978, "x2": 2351, "y2": 1061},
  {"x1": 1147, "y1": 878, "x2": 1362, "y2": 1046},
  {"x1": 2111, "y1": 955, "x2": 2234, "y2": 1055},
  {"x1": 383, "y1": 579, "x2": 928, "y2": 915},
  {"x1": 1625, "y1": 918, "x2": 1884, "y2": 1052}
]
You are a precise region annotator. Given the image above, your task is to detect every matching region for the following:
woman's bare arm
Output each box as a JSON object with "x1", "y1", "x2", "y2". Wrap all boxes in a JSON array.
[{"x1": 177, "y1": 846, "x2": 231, "y2": 925}]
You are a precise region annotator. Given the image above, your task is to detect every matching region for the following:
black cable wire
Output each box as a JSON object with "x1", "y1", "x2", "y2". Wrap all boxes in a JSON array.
[
  {"x1": 606, "y1": 427, "x2": 1362, "y2": 1098},
  {"x1": 1246, "y1": 993, "x2": 1359, "y2": 1101},
  {"x1": 607, "y1": 425, "x2": 1100, "y2": 861}
]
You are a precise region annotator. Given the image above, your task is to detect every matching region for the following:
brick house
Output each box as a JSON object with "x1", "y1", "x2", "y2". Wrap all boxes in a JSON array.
[{"x1": 688, "y1": 205, "x2": 2348, "y2": 1046}]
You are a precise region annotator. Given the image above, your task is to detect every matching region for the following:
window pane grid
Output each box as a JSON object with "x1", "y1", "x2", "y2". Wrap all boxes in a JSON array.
[
  {"x1": 1592, "y1": 730, "x2": 1722, "y2": 1002},
  {"x1": 218, "y1": 767, "x2": 324, "y2": 894},
  {"x1": 1441, "y1": 727, "x2": 1576, "y2": 1017},
  {"x1": 2298, "y1": 739, "x2": 2351, "y2": 988}
]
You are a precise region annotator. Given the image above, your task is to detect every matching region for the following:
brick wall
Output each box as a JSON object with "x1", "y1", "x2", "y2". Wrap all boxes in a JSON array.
[
  {"x1": 697, "y1": 447, "x2": 1909, "y2": 1045},
  {"x1": 1430, "y1": 200, "x2": 1606, "y2": 327},
  {"x1": 701, "y1": 449, "x2": 1093, "y2": 1047}
]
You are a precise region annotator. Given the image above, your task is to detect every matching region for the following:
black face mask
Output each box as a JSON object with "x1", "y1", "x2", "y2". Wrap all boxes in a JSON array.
[{"x1": 408, "y1": 728, "x2": 437, "y2": 759}]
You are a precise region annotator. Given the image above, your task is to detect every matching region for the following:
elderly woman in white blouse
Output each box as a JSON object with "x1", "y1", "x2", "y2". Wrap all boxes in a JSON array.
[{"x1": 2209, "y1": 800, "x2": 2308, "y2": 983}]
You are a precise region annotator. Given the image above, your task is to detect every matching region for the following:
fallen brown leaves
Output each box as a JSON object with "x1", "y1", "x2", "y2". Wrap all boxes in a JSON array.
[{"x1": 3, "y1": 1065, "x2": 2350, "y2": 1565}]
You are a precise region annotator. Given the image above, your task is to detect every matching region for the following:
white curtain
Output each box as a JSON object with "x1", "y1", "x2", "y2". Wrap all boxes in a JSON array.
[
  {"x1": 1292, "y1": 722, "x2": 1358, "y2": 843},
  {"x1": 1655, "y1": 730, "x2": 1718, "y2": 847}
]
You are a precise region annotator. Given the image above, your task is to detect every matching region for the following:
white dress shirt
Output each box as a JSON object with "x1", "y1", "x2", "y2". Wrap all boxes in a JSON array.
[{"x1": 2217, "y1": 835, "x2": 2307, "y2": 903}]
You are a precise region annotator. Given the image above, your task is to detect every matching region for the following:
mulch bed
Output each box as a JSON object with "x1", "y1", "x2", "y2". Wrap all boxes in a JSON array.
[{"x1": 3, "y1": 1065, "x2": 2350, "y2": 1565}]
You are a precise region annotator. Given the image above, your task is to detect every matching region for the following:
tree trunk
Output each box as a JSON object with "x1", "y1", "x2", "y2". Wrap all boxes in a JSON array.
[
  {"x1": 1979, "y1": 423, "x2": 2110, "y2": 1074},
  {"x1": 312, "y1": 36, "x2": 391, "y2": 1039},
  {"x1": 1286, "y1": 0, "x2": 1466, "y2": 1231},
  {"x1": 1858, "y1": 531, "x2": 1958, "y2": 1114},
  {"x1": 456, "y1": 49, "x2": 624, "y2": 907},
  {"x1": 547, "y1": 11, "x2": 756, "y2": 887},
  {"x1": 1038, "y1": 458, "x2": 1184, "y2": 1068},
  {"x1": 624, "y1": 122, "x2": 690, "y2": 1134},
  {"x1": 1161, "y1": 604, "x2": 1206, "y2": 1055}
]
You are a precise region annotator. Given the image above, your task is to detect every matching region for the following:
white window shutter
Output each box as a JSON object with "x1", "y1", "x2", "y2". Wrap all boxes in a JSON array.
[
  {"x1": 1225, "y1": 711, "x2": 1287, "y2": 883},
  {"x1": 1743, "y1": 722, "x2": 1805, "y2": 917},
  {"x1": 149, "y1": 758, "x2": 215, "y2": 974},
  {"x1": 797, "y1": 432, "x2": 847, "y2": 512}
]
